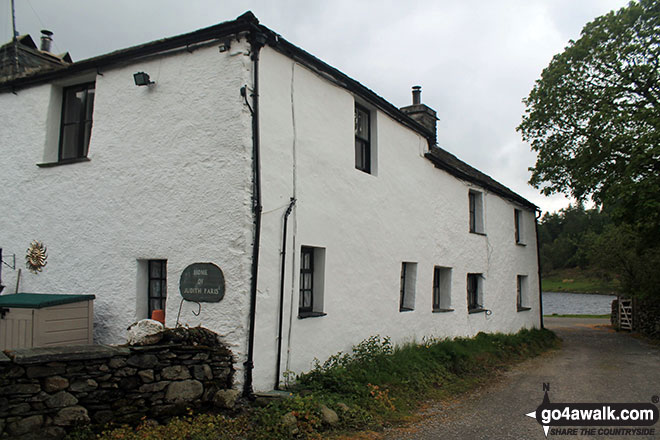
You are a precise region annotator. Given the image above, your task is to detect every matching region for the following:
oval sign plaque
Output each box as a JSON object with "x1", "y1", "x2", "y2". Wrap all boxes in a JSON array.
[{"x1": 179, "y1": 263, "x2": 225, "y2": 303}]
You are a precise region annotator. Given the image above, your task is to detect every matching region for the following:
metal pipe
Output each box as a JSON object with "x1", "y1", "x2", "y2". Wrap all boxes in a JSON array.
[
  {"x1": 535, "y1": 209, "x2": 544, "y2": 329},
  {"x1": 243, "y1": 27, "x2": 267, "y2": 399},
  {"x1": 412, "y1": 85, "x2": 421, "y2": 105},
  {"x1": 274, "y1": 197, "x2": 296, "y2": 390}
]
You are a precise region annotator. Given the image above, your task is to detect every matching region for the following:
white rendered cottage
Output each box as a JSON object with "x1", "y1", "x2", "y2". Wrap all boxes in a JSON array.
[{"x1": 0, "y1": 12, "x2": 541, "y2": 394}]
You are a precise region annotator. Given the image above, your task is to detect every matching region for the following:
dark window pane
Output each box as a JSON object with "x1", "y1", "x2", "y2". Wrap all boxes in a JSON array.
[
  {"x1": 63, "y1": 91, "x2": 83, "y2": 124},
  {"x1": 355, "y1": 140, "x2": 364, "y2": 168},
  {"x1": 150, "y1": 280, "x2": 162, "y2": 297},
  {"x1": 60, "y1": 125, "x2": 80, "y2": 159},
  {"x1": 150, "y1": 261, "x2": 161, "y2": 278}
]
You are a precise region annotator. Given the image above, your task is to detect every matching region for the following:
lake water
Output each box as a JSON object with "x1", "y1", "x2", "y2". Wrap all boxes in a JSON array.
[{"x1": 542, "y1": 291, "x2": 614, "y2": 315}]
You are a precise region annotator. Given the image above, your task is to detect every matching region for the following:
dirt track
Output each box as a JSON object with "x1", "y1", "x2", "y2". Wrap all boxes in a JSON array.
[{"x1": 383, "y1": 318, "x2": 660, "y2": 440}]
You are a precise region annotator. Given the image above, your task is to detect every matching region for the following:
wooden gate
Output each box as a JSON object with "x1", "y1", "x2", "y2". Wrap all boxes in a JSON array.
[{"x1": 618, "y1": 298, "x2": 633, "y2": 331}]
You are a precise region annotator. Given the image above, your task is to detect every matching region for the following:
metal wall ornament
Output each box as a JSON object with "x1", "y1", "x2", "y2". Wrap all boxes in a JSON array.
[{"x1": 25, "y1": 240, "x2": 48, "y2": 274}]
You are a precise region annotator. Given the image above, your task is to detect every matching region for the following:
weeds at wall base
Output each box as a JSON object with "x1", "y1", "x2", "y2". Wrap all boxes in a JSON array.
[{"x1": 66, "y1": 328, "x2": 559, "y2": 440}]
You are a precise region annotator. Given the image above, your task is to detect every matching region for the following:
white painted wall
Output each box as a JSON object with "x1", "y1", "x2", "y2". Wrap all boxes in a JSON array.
[
  {"x1": 0, "y1": 41, "x2": 255, "y2": 385},
  {"x1": 253, "y1": 46, "x2": 540, "y2": 391},
  {"x1": 1, "y1": 38, "x2": 540, "y2": 394}
]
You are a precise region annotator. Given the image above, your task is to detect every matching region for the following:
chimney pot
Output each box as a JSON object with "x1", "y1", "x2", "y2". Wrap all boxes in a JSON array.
[
  {"x1": 412, "y1": 85, "x2": 422, "y2": 105},
  {"x1": 40, "y1": 29, "x2": 53, "y2": 52}
]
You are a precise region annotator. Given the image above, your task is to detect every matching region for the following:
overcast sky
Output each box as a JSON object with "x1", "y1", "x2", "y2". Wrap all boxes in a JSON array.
[{"x1": 3, "y1": 0, "x2": 629, "y2": 214}]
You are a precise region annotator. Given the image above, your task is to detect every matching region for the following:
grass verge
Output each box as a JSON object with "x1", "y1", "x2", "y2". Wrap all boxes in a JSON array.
[{"x1": 68, "y1": 328, "x2": 559, "y2": 440}]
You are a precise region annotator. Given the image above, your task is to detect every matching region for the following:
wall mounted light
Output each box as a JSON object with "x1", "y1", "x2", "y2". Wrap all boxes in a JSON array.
[{"x1": 133, "y1": 72, "x2": 154, "y2": 86}]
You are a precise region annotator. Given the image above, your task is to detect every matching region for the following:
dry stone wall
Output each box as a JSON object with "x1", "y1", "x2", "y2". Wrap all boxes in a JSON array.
[{"x1": 0, "y1": 327, "x2": 234, "y2": 439}]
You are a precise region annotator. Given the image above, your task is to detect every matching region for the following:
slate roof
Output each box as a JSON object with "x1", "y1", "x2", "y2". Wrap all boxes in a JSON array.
[
  {"x1": 0, "y1": 34, "x2": 71, "y2": 81},
  {"x1": 0, "y1": 12, "x2": 536, "y2": 211}
]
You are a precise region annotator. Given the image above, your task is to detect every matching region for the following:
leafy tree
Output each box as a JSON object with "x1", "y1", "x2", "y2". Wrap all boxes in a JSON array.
[
  {"x1": 518, "y1": 0, "x2": 660, "y2": 229},
  {"x1": 537, "y1": 204, "x2": 610, "y2": 273},
  {"x1": 588, "y1": 223, "x2": 660, "y2": 299}
]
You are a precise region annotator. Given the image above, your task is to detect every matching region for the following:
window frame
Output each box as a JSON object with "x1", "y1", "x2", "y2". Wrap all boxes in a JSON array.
[
  {"x1": 354, "y1": 103, "x2": 371, "y2": 174},
  {"x1": 432, "y1": 266, "x2": 453, "y2": 312},
  {"x1": 58, "y1": 81, "x2": 95, "y2": 162},
  {"x1": 514, "y1": 208, "x2": 525, "y2": 245},
  {"x1": 299, "y1": 246, "x2": 314, "y2": 315},
  {"x1": 147, "y1": 259, "x2": 167, "y2": 319},
  {"x1": 298, "y1": 246, "x2": 326, "y2": 319},
  {"x1": 467, "y1": 273, "x2": 484, "y2": 313},
  {"x1": 517, "y1": 275, "x2": 531, "y2": 311},
  {"x1": 468, "y1": 190, "x2": 485, "y2": 234},
  {"x1": 399, "y1": 262, "x2": 417, "y2": 312}
]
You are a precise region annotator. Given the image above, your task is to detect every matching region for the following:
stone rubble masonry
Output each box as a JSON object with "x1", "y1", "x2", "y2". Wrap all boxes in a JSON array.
[{"x1": 0, "y1": 327, "x2": 234, "y2": 439}]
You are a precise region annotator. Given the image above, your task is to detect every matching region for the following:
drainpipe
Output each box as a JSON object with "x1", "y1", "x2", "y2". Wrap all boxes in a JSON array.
[
  {"x1": 244, "y1": 27, "x2": 268, "y2": 399},
  {"x1": 535, "y1": 209, "x2": 544, "y2": 329},
  {"x1": 275, "y1": 198, "x2": 296, "y2": 390}
]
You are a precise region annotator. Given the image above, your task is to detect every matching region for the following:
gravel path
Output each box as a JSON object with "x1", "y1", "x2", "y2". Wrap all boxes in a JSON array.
[{"x1": 382, "y1": 318, "x2": 660, "y2": 440}]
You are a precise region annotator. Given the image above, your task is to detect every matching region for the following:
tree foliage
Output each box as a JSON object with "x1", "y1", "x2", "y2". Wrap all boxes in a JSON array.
[
  {"x1": 538, "y1": 204, "x2": 611, "y2": 272},
  {"x1": 518, "y1": 0, "x2": 660, "y2": 228}
]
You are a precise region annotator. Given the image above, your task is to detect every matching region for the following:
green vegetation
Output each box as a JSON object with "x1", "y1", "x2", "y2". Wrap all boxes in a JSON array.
[
  {"x1": 69, "y1": 329, "x2": 558, "y2": 440},
  {"x1": 542, "y1": 268, "x2": 618, "y2": 294},
  {"x1": 544, "y1": 314, "x2": 610, "y2": 319},
  {"x1": 519, "y1": 0, "x2": 660, "y2": 302}
]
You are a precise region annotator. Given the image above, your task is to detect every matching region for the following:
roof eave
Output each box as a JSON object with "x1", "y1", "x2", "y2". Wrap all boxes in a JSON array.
[{"x1": 424, "y1": 149, "x2": 537, "y2": 211}]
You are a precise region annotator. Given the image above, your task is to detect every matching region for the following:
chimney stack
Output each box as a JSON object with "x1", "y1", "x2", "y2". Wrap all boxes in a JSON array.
[
  {"x1": 40, "y1": 30, "x2": 53, "y2": 52},
  {"x1": 400, "y1": 85, "x2": 438, "y2": 145}
]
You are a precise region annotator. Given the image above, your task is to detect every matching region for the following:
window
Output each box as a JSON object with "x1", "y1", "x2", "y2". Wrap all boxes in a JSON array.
[
  {"x1": 59, "y1": 82, "x2": 95, "y2": 161},
  {"x1": 355, "y1": 104, "x2": 371, "y2": 173},
  {"x1": 468, "y1": 190, "x2": 484, "y2": 234},
  {"x1": 514, "y1": 209, "x2": 525, "y2": 244},
  {"x1": 432, "y1": 266, "x2": 453, "y2": 312},
  {"x1": 467, "y1": 273, "x2": 483, "y2": 312},
  {"x1": 399, "y1": 262, "x2": 417, "y2": 311},
  {"x1": 299, "y1": 246, "x2": 326, "y2": 318},
  {"x1": 148, "y1": 260, "x2": 167, "y2": 319},
  {"x1": 517, "y1": 275, "x2": 531, "y2": 311}
]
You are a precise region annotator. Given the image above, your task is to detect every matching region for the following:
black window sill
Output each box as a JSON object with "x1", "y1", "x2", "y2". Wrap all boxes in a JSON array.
[
  {"x1": 433, "y1": 308, "x2": 454, "y2": 313},
  {"x1": 37, "y1": 157, "x2": 90, "y2": 167},
  {"x1": 399, "y1": 307, "x2": 414, "y2": 312},
  {"x1": 468, "y1": 307, "x2": 487, "y2": 314},
  {"x1": 516, "y1": 242, "x2": 527, "y2": 247},
  {"x1": 517, "y1": 306, "x2": 532, "y2": 312},
  {"x1": 298, "y1": 311, "x2": 326, "y2": 319},
  {"x1": 469, "y1": 231, "x2": 487, "y2": 236}
]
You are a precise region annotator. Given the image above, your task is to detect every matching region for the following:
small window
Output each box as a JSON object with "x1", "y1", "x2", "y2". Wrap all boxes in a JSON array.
[
  {"x1": 517, "y1": 275, "x2": 531, "y2": 311},
  {"x1": 432, "y1": 266, "x2": 453, "y2": 312},
  {"x1": 469, "y1": 190, "x2": 485, "y2": 234},
  {"x1": 299, "y1": 246, "x2": 326, "y2": 318},
  {"x1": 148, "y1": 260, "x2": 167, "y2": 320},
  {"x1": 399, "y1": 262, "x2": 417, "y2": 311},
  {"x1": 59, "y1": 82, "x2": 95, "y2": 161},
  {"x1": 467, "y1": 273, "x2": 483, "y2": 312},
  {"x1": 514, "y1": 209, "x2": 525, "y2": 244},
  {"x1": 355, "y1": 104, "x2": 371, "y2": 173}
]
